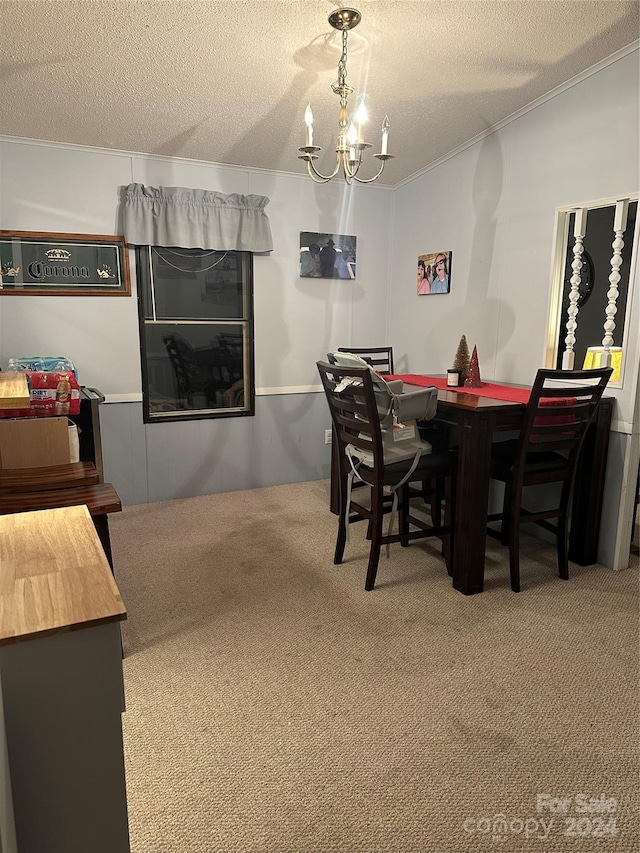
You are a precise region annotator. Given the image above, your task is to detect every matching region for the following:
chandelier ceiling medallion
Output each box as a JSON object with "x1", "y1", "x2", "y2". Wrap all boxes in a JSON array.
[{"x1": 299, "y1": 7, "x2": 393, "y2": 185}]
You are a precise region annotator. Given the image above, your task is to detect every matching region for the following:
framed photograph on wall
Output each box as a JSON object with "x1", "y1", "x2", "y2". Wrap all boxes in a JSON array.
[
  {"x1": 417, "y1": 251, "x2": 452, "y2": 295},
  {"x1": 0, "y1": 231, "x2": 131, "y2": 295},
  {"x1": 300, "y1": 231, "x2": 357, "y2": 280}
]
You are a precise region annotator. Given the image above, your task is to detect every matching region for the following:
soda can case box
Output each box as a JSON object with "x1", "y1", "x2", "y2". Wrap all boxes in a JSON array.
[{"x1": 0, "y1": 371, "x2": 80, "y2": 418}]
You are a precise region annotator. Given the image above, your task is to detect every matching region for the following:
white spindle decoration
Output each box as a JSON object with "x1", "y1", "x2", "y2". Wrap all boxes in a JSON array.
[
  {"x1": 601, "y1": 199, "x2": 629, "y2": 366},
  {"x1": 562, "y1": 208, "x2": 587, "y2": 369}
]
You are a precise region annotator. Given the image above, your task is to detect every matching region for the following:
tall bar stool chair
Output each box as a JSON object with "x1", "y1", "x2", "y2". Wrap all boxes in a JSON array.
[
  {"x1": 317, "y1": 360, "x2": 454, "y2": 591},
  {"x1": 488, "y1": 367, "x2": 612, "y2": 591}
]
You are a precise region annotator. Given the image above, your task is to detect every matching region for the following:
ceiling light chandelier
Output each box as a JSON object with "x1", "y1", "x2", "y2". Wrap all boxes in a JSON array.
[{"x1": 299, "y1": 7, "x2": 393, "y2": 185}]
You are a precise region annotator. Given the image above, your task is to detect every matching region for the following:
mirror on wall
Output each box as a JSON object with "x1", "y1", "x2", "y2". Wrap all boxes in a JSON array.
[{"x1": 547, "y1": 195, "x2": 638, "y2": 387}]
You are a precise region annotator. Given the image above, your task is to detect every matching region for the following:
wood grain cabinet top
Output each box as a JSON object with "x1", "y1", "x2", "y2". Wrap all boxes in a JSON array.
[{"x1": 0, "y1": 504, "x2": 126, "y2": 644}]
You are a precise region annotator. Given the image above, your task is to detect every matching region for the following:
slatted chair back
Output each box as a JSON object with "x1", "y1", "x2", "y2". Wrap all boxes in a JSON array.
[
  {"x1": 489, "y1": 366, "x2": 612, "y2": 591},
  {"x1": 317, "y1": 361, "x2": 383, "y2": 482},
  {"x1": 337, "y1": 346, "x2": 394, "y2": 375},
  {"x1": 514, "y1": 367, "x2": 612, "y2": 489}
]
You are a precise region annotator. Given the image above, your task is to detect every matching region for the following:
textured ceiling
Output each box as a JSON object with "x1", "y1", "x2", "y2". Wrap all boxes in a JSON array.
[{"x1": 0, "y1": 1, "x2": 637, "y2": 187}]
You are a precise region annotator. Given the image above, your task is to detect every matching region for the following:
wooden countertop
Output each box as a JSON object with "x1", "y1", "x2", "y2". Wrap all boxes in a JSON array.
[
  {"x1": 0, "y1": 372, "x2": 30, "y2": 409},
  {"x1": 0, "y1": 505, "x2": 126, "y2": 645}
]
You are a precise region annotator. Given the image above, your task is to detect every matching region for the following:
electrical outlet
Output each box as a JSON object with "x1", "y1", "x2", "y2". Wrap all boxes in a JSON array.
[{"x1": 324, "y1": 429, "x2": 332, "y2": 445}]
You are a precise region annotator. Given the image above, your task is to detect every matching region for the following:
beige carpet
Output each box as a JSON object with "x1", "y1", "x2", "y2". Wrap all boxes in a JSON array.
[{"x1": 110, "y1": 480, "x2": 639, "y2": 853}]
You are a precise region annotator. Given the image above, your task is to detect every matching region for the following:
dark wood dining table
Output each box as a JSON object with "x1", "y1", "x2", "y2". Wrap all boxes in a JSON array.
[{"x1": 330, "y1": 377, "x2": 613, "y2": 595}]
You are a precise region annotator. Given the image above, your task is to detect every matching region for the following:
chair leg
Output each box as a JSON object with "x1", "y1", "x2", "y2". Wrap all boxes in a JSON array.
[
  {"x1": 506, "y1": 479, "x2": 523, "y2": 591},
  {"x1": 365, "y1": 487, "x2": 385, "y2": 591},
  {"x1": 442, "y1": 474, "x2": 454, "y2": 577},
  {"x1": 334, "y1": 469, "x2": 348, "y2": 565},
  {"x1": 432, "y1": 477, "x2": 444, "y2": 528},
  {"x1": 557, "y1": 514, "x2": 569, "y2": 580},
  {"x1": 366, "y1": 519, "x2": 373, "y2": 540},
  {"x1": 334, "y1": 518, "x2": 347, "y2": 565},
  {"x1": 508, "y1": 522, "x2": 521, "y2": 592},
  {"x1": 557, "y1": 483, "x2": 572, "y2": 580},
  {"x1": 500, "y1": 479, "x2": 512, "y2": 545}
]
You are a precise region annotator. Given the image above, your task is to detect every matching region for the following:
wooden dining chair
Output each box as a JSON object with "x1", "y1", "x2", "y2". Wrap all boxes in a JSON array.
[
  {"x1": 337, "y1": 346, "x2": 394, "y2": 375},
  {"x1": 328, "y1": 350, "x2": 449, "y2": 526},
  {"x1": 336, "y1": 348, "x2": 450, "y2": 472},
  {"x1": 488, "y1": 367, "x2": 612, "y2": 591},
  {"x1": 317, "y1": 360, "x2": 454, "y2": 591}
]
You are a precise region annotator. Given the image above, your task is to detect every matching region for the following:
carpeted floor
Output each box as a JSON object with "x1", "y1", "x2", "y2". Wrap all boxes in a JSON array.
[{"x1": 110, "y1": 480, "x2": 639, "y2": 853}]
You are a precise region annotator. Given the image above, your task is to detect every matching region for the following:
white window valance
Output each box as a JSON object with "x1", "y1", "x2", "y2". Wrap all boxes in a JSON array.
[{"x1": 122, "y1": 183, "x2": 273, "y2": 252}]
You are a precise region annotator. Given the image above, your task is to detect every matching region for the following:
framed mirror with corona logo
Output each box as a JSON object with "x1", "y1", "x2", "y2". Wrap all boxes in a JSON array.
[{"x1": 0, "y1": 231, "x2": 131, "y2": 295}]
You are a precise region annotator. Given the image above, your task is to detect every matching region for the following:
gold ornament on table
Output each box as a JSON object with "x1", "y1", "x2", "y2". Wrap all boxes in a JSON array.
[
  {"x1": 463, "y1": 345, "x2": 483, "y2": 388},
  {"x1": 452, "y1": 335, "x2": 470, "y2": 381}
]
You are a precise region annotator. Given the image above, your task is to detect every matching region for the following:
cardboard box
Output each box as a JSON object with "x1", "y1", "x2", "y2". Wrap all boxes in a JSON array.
[{"x1": 0, "y1": 417, "x2": 71, "y2": 469}]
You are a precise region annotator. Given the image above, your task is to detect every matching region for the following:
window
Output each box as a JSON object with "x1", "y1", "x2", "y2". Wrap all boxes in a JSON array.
[{"x1": 135, "y1": 246, "x2": 254, "y2": 422}]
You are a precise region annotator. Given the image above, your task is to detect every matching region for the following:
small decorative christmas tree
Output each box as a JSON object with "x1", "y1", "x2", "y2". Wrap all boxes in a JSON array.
[
  {"x1": 464, "y1": 345, "x2": 483, "y2": 388},
  {"x1": 452, "y1": 335, "x2": 470, "y2": 379}
]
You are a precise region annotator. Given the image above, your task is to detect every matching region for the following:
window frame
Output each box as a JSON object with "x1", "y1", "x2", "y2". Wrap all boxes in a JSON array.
[{"x1": 135, "y1": 246, "x2": 255, "y2": 424}]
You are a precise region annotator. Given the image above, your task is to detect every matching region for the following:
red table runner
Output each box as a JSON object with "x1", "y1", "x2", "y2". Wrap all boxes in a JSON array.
[
  {"x1": 388, "y1": 374, "x2": 532, "y2": 403},
  {"x1": 388, "y1": 374, "x2": 576, "y2": 428}
]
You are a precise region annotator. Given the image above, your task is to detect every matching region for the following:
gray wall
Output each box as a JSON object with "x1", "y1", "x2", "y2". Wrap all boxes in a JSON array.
[
  {"x1": 100, "y1": 393, "x2": 333, "y2": 506},
  {"x1": 0, "y1": 143, "x2": 393, "y2": 506}
]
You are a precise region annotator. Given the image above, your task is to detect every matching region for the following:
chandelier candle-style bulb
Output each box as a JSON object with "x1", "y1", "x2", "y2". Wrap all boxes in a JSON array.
[
  {"x1": 297, "y1": 7, "x2": 395, "y2": 184},
  {"x1": 381, "y1": 116, "x2": 390, "y2": 155},
  {"x1": 355, "y1": 99, "x2": 368, "y2": 144},
  {"x1": 305, "y1": 104, "x2": 314, "y2": 147},
  {"x1": 347, "y1": 123, "x2": 358, "y2": 160}
]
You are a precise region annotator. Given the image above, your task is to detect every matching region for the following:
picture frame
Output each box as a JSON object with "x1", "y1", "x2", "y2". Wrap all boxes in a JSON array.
[
  {"x1": 0, "y1": 231, "x2": 131, "y2": 296},
  {"x1": 300, "y1": 231, "x2": 357, "y2": 280},
  {"x1": 417, "y1": 250, "x2": 452, "y2": 295}
]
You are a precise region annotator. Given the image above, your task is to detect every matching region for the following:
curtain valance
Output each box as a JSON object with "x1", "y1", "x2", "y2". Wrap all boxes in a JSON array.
[{"x1": 122, "y1": 183, "x2": 273, "y2": 252}]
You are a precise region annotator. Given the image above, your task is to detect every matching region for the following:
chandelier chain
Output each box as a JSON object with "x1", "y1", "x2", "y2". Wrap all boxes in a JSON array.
[{"x1": 338, "y1": 29, "x2": 348, "y2": 88}]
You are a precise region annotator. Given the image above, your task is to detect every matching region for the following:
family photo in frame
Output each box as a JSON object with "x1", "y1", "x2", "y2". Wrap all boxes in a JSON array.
[
  {"x1": 299, "y1": 231, "x2": 357, "y2": 280},
  {"x1": 417, "y1": 251, "x2": 452, "y2": 295}
]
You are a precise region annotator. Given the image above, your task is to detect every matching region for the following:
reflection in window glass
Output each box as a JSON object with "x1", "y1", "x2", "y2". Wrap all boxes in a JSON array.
[{"x1": 136, "y1": 247, "x2": 254, "y2": 422}]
